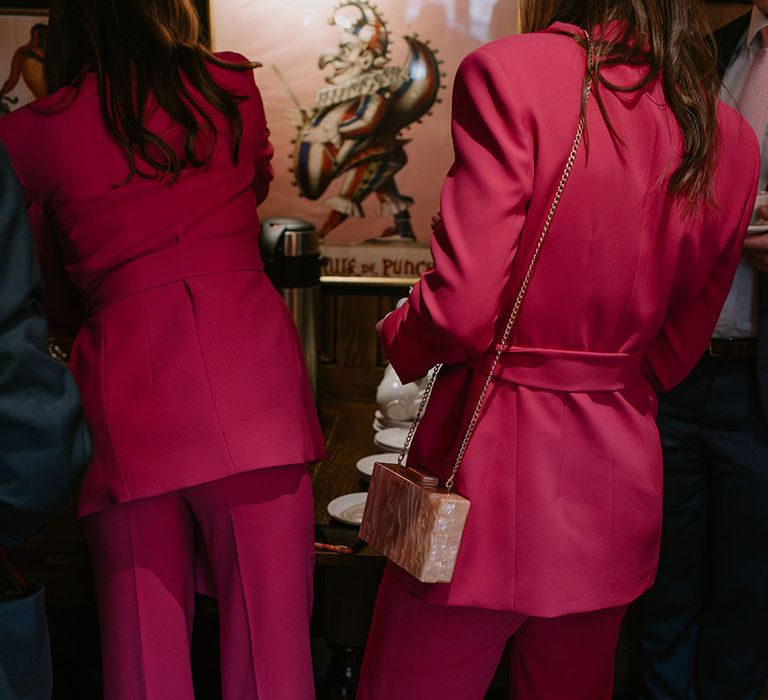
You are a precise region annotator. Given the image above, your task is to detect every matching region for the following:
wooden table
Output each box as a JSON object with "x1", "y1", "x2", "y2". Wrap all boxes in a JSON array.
[
  {"x1": 312, "y1": 400, "x2": 385, "y2": 565},
  {"x1": 309, "y1": 401, "x2": 386, "y2": 697}
]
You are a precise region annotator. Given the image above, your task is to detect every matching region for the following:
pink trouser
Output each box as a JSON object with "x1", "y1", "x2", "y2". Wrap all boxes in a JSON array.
[
  {"x1": 82, "y1": 465, "x2": 315, "y2": 700},
  {"x1": 357, "y1": 567, "x2": 627, "y2": 700}
]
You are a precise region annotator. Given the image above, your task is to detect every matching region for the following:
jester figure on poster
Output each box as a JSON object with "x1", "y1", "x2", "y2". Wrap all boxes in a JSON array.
[{"x1": 287, "y1": 1, "x2": 441, "y2": 240}]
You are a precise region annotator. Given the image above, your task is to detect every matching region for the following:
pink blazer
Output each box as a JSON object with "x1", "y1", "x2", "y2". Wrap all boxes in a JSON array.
[
  {"x1": 0, "y1": 53, "x2": 325, "y2": 516},
  {"x1": 380, "y1": 24, "x2": 760, "y2": 616}
]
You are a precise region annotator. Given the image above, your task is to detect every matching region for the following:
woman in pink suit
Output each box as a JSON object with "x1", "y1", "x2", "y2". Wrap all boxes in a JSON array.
[
  {"x1": 0, "y1": 1, "x2": 325, "y2": 698},
  {"x1": 358, "y1": 1, "x2": 760, "y2": 698}
]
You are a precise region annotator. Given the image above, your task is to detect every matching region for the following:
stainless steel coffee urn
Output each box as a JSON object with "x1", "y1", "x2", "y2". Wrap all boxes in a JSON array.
[{"x1": 259, "y1": 217, "x2": 321, "y2": 394}]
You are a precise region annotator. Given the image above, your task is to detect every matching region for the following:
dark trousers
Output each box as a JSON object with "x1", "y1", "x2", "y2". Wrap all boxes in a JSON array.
[{"x1": 635, "y1": 353, "x2": 768, "y2": 699}]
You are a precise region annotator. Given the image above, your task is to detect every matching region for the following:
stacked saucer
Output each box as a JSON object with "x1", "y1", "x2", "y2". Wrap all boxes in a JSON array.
[
  {"x1": 372, "y1": 410, "x2": 412, "y2": 432},
  {"x1": 373, "y1": 427, "x2": 410, "y2": 452},
  {"x1": 356, "y1": 452, "x2": 401, "y2": 480},
  {"x1": 327, "y1": 493, "x2": 367, "y2": 526},
  {"x1": 328, "y1": 367, "x2": 422, "y2": 525}
]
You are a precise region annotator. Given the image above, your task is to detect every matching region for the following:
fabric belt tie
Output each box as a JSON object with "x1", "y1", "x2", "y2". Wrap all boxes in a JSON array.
[
  {"x1": 466, "y1": 345, "x2": 645, "y2": 393},
  {"x1": 83, "y1": 238, "x2": 265, "y2": 316}
]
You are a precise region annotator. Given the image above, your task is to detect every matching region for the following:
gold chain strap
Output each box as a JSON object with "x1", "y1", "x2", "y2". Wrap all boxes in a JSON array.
[{"x1": 398, "y1": 36, "x2": 594, "y2": 491}]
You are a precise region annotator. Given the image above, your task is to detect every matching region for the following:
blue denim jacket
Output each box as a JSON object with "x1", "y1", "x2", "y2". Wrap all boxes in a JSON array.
[{"x1": 0, "y1": 144, "x2": 90, "y2": 548}]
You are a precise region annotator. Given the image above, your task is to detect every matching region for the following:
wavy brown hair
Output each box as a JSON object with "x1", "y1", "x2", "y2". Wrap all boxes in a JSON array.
[
  {"x1": 44, "y1": 0, "x2": 259, "y2": 181},
  {"x1": 521, "y1": 0, "x2": 720, "y2": 212}
]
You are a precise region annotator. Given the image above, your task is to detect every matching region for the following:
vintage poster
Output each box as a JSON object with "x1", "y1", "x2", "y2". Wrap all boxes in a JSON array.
[
  {"x1": 0, "y1": 11, "x2": 46, "y2": 115},
  {"x1": 212, "y1": 0, "x2": 519, "y2": 259}
]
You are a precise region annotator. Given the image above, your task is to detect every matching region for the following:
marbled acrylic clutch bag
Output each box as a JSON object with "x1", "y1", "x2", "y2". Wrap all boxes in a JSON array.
[
  {"x1": 359, "y1": 462, "x2": 470, "y2": 583},
  {"x1": 361, "y1": 59, "x2": 593, "y2": 585}
]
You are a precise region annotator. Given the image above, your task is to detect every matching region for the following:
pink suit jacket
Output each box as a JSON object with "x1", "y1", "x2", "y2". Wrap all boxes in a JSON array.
[
  {"x1": 0, "y1": 53, "x2": 325, "y2": 516},
  {"x1": 380, "y1": 24, "x2": 760, "y2": 616}
]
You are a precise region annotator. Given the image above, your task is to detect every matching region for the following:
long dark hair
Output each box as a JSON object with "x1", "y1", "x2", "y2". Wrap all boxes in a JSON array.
[
  {"x1": 45, "y1": 0, "x2": 258, "y2": 181},
  {"x1": 521, "y1": 0, "x2": 720, "y2": 212}
]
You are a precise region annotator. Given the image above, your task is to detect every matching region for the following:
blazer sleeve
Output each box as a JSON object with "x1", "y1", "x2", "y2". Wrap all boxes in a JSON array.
[
  {"x1": 248, "y1": 76, "x2": 274, "y2": 205},
  {"x1": 379, "y1": 48, "x2": 535, "y2": 383},
  {"x1": 214, "y1": 52, "x2": 274, "y2": 205},
  {"x1": 27, "y1": 201, "x2": 87, "y2": 338},
  {"x1": 0, "y1": 146, "x2": 91, "y2": 548},
  {"x1": 642, "y1": 145, "x2": 760, "y2": 392},
  {"x1": 0, "y1": 124, "x2": 87, "y2": 338}
]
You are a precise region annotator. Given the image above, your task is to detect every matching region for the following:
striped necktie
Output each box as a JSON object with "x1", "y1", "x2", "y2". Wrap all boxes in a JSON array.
[{"x1": 739, "y1": 26, "x2": 768, "y2": 142}]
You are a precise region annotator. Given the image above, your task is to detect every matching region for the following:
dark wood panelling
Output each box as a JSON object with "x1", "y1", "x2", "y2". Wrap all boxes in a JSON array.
[
  {"x1": 705, "y1": 2, "x2": 751, "y2": 29},
  {"x1": 318, "y1": 282, "x2": 409, "y2": 403},
  {"x1": 0, "y1": 1, "x2": 47, "y2": 10}
]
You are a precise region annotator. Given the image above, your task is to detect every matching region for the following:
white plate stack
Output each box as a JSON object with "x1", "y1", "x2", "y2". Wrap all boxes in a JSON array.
[
  {"x1": 373, "y1": 427, "x2": 410, "y2": 452},
  {"x1": 327, "y1": 493, "x2": 368, "y2": 526},
  {"x1": 356, "y1": 452, "x2": 401, "y2": 480},
  {"x1": 372, "y1": 410, "x2": 412, "y2": 432}
]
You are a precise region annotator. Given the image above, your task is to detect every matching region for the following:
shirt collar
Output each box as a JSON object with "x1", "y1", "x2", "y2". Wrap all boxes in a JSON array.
[{"x1": 747, "y1": 6, "x2": 768, "y2": 48}]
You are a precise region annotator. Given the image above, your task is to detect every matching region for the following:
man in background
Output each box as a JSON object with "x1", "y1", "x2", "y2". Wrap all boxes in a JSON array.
[{"x1": 635, "y1": 3, "x2": 768, "y2": 698}]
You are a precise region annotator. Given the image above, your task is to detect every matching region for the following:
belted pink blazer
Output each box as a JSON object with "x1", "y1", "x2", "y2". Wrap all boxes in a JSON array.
[
  {"x1": 380, "y1": 24, "x2": 760, "y2": 616},
  {"x1": 0, "y1": 53, "x2": 325, "y2": 515}
]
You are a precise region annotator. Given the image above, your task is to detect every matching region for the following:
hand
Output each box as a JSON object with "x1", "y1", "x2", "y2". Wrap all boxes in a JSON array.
[
  {"x1": 377, "y1": 296, "x2": 410, "y2": 334},
  {"x1": 743, "y1": 230, "x2": 768, "y2": 273},
  {"x1": 431, "y1": 211, "x2": 442, "y2": 230},
  {"x1": 47, "y1": 332, "x2": 73, "y2": 363},
  {"x1": 302, "y1": 121, "x2": 341, "y2": 146}
]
